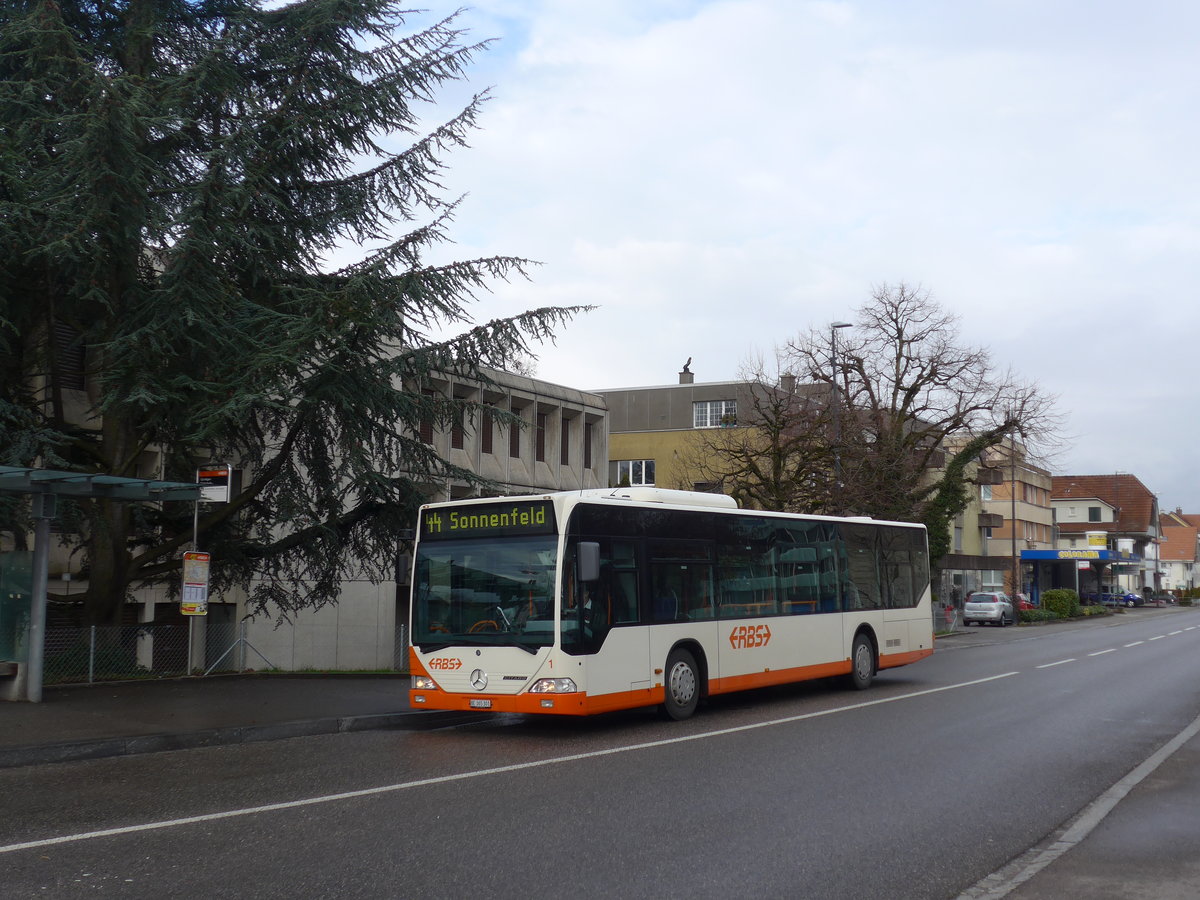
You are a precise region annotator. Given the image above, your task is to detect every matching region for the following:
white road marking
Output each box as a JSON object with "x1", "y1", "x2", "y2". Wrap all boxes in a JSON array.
[
  {"x1": 1036, "y1": 659, "x2": 1075, "y2": 669},
  {"x1": 1087, "y1": 649, "x2": 1116, "y2": 657},
  {"x1": 1169, "y1": 630, "x2": 1183, "y2": 636},
  {"x1": 1149, "y1": 635, "x2": 1166, "y2": 641},
  {"x1": 0, "y1": 672, "x2": 1018, "y2": 855},
  {"x1": 1124, "y1": 641, "x2": 1145, "y2": 647}
]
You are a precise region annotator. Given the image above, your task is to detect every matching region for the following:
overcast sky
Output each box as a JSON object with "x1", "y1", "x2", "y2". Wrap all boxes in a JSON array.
[{"x1": 399, "y1": 1, "x2": 1200, "y2": 511}]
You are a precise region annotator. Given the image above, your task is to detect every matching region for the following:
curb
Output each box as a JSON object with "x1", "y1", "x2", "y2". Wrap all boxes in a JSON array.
[{"x1": 0, "y1": 709, "x2": 485, "y2": 770}]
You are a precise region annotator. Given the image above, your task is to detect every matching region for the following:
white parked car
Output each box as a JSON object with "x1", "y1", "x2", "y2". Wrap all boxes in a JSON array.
[{"x1": 963, "y1": 591, "x2": 1015, "y2": 627}]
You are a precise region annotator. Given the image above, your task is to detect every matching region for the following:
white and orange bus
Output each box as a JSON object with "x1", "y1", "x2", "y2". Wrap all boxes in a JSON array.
[{"x1": 409, "y1": 488, "x2": 933, "y2": 720}]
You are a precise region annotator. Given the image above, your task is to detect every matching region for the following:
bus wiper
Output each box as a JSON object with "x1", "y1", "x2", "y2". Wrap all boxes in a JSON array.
[
  {"x1": 415, "y1": 636, "x2": 540, "y2": 655},
  {"x1": 415, "y1": 642, "x2": 452, "y2": 653}
]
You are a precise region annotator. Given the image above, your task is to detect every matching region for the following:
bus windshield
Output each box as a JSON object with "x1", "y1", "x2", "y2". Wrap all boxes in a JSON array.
[{"x1": 411, "y1": 535, "x2": 558, "y2": 651}]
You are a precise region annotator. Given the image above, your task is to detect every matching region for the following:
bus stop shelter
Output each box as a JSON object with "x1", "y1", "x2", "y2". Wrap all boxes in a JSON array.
[{"x1": 0, "y1": 465, "x2": 202, "y2": 702}]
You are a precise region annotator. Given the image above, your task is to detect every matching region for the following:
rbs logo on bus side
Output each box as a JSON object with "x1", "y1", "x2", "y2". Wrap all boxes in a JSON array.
[
  {"x1": 729, "y1": 624, "x2": 771, "y2": 649},
  {"x1": 428, "y1": 657, "x2": 463, "y2": 670}
]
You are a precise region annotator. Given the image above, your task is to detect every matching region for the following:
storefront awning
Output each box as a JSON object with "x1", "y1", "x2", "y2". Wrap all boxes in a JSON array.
[{"x1": 1020, "y1": 549, "x2": 1140, "y2": 563}]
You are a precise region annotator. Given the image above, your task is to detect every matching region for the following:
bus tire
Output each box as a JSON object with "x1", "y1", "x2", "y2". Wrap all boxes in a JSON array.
[
  {"x1": 847, "y1": 633, "x2": 874, "y2": 691},
  {"x1": 662, "y1": 648, "x2": 700, "y2": 720}
]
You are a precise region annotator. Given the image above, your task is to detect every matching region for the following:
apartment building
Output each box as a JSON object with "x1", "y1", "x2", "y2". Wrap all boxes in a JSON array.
[{"x1": 978, "y1": 443, "x2": 1054, "y2": 597}]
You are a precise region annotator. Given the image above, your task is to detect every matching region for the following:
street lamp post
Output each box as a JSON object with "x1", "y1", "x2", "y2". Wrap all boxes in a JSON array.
[
  {"x1": 1010, "y1": 435, "x2": 1019, "y2": 598},
  {"x1": 830, "y1": 321, "x2": 852, "y2": 510}
]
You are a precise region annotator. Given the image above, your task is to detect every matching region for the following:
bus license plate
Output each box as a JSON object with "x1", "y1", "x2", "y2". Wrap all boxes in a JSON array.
[{"x1": 469, "y1": 699, "x2": 492, "y2": 709}]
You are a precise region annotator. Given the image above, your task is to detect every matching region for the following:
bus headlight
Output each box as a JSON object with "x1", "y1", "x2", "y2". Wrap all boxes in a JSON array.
[
  {"x1": 528, "y1": 677, "x2": 578, "y2": 693},
  {"x1": 413, "y1": 675, "x2": 439, "y2": 690}
]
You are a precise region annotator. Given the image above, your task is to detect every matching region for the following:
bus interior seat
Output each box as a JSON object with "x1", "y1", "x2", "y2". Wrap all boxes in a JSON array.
[{"x1": 654, "y1": 592, "x2": 679, "y2": 621}]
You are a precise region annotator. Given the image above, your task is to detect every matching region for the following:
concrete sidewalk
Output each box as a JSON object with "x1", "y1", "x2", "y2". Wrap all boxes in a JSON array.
[
  {"x1": 969, "y1": 717, "x2": 1200, "y2": 900},
  {"x1": 0, "y1": 674, "x2": 481, "y2": 768}
]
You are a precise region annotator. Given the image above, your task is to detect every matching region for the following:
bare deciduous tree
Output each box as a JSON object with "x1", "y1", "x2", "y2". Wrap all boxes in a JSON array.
[
  {"x1": 675, "y1": 354, "x2": 835, "y2": 512},
  {"x1": 785, "y1": 283, "x2": 1061, "y2": 561}
]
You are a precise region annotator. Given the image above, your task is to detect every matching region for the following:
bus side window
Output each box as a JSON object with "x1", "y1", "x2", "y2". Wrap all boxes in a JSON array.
[{"x1": 612, "y1": 571, "x2": 638, "y2": 623}]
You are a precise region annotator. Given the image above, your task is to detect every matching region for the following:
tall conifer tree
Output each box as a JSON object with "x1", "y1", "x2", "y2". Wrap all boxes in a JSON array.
[{"x1": 0, "y1": 1, "x2": 581, "y2": 622}]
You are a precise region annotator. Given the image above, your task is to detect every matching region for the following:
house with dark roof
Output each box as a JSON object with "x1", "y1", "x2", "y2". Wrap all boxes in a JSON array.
[{"x1": 1051, "y1": 474, "x2": 1161, "y2": 595}]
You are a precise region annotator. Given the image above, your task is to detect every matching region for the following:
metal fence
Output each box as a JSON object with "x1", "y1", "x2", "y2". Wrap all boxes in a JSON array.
[
  {"x1": 42, "y1": 621, "x2": 411, "y2": 685},
  {"x1": 934, "y1": 603, "x2": 959, "y2": 634},
  {"x1": 393, "y1": 624, "x2": 409, "y2": 674}
]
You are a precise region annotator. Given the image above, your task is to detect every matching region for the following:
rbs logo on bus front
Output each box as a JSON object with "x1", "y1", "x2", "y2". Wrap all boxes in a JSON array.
[
  {"x1": 428, "y1": 657, "x2": 463, "y2": 670},
  {"x1": 729, "y1": 624, "x2": 771, "y2": 649}
]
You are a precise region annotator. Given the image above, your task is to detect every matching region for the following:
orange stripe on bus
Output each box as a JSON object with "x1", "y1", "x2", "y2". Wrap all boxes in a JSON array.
[
  {"x1": 409, "y1": 646, "x2": 933, "y2": 717},
  {"x1": 709, "y1": 660, "x2": 851, "y2": 695},
  {"x1": 879, "y1": 647, "x2": 934, "y2": 669},
  {"x1": 407, "y1": 689, "x2": 661, "y2": 716},
  {"x1": 408, "y1": 647, "x2": 428, "y2": 677}
]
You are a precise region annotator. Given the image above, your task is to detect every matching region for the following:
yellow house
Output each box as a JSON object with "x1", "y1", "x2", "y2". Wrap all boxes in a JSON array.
[{"x1": 595, "y1": 367, "x2": 769, "y2": 493}]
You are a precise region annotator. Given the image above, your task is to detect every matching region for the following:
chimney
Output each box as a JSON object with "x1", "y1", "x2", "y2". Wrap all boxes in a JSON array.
[
  {"x1": 779, "y1": 373, "x2": 796, "y2": 394},
  {"x1": 679, "y1": 369, "x2": 694, "y2": 384}
]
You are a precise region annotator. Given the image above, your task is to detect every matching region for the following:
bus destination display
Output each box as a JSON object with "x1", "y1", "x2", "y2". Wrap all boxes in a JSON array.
[{"x1": 420, "y1": 500, "x2": 556, "y2": 540}]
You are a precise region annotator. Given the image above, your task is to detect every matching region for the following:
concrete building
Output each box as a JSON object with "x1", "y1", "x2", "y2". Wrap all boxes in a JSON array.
[{"x1": 242, "y1": 367, "x2": 608, "y2": 671}]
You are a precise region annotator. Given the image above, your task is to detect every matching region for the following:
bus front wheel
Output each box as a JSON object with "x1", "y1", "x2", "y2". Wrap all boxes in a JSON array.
[
  {"x1": 848, "y1": 634, "x2": 875, "y2": 691},
  {"x1": 662, "y1": 648, "x2": 700, "y2": 720}
]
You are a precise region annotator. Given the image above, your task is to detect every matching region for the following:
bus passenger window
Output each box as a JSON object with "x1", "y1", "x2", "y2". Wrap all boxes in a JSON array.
[{"x1": 612, "y1": 571, "x2": 638, "y2": 623}]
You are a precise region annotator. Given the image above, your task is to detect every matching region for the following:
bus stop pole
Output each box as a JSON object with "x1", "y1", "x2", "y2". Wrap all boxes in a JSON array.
[{"x1": 26, "y1": 495, "x2": 54, "y2": 702}]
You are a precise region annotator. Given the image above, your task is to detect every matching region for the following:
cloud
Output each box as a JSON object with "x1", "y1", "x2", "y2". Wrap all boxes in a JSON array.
[{"x1": 403, "y1": 0, "x2": 1200, "y2": 508}]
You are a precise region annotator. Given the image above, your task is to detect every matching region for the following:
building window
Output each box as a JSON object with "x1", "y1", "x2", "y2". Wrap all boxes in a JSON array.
[
  {"x1": 693, "y1": 399, "x2": 737, "y2": 428},
  {"x1": 450, "y1": 405, "x2": 465, "y2": 450},
  {"x1": 481, "y1": 405, "x2": 494, "y2": 455},
  {"x1": 560, "y1": 418, "x2": 570, "y2": 466},
  {"x1": 954, "y1": 526, "x2": 963, "y2": 552},
  {"x1": 509, "y1": 409, "x2": 521, "y2": 458},
  {"x1": 980, "y1": 485, "x2": 992, "y2": 501},
  {"x1": 984, "y1": 527, "x2": 993, "y2": 539},
  {"x1": 419, "y1": 389, "x2": 436, "y2": 445},
  {"x1": 536, "y1": 412, "x2": 547, "y2": 462},
  {"x1": 1088, "y1": 506, "x2": 1101, "y2": 522},
  {"x1": 617, "y1": 459, "x2": 655, "y2": 486},
  {"x1": 584, "y1": 422, "x2": 593, "y2": 469},
  {"x1": 54, "y1": 321, "x2": 86, "y2": 391}
]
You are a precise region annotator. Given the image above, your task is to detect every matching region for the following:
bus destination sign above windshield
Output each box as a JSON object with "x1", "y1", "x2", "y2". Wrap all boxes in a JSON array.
[{"x1": 420, "y1": 500, "x2": 556, "y2": 541}]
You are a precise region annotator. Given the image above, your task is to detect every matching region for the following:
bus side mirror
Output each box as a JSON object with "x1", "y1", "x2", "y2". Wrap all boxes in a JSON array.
[{"x1": 577, "y1": 542, "x2": 600, "y2": 582}]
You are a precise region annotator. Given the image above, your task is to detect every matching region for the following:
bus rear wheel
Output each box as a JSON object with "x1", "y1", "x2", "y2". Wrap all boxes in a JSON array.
[
  {"x1": 662, "y1": 648, "x2": 700, "y2": 720},
  {"x1": 847, "y1": 634, "x2": 874, "y2": 691}
]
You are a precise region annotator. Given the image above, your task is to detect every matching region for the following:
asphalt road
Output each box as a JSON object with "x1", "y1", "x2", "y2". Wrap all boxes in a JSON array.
[{"x1": 2, "y1": 610, "x2": 1198, "y2": 899}]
